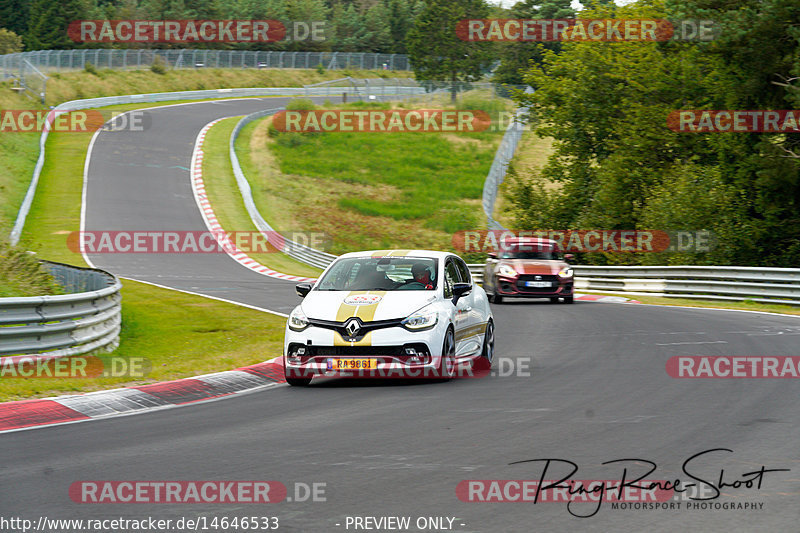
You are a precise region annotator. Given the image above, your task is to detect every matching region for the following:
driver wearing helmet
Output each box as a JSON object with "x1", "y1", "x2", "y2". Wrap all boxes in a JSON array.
[{"x1": 411, "y1": 263, "x2": 434, "y2": 290}]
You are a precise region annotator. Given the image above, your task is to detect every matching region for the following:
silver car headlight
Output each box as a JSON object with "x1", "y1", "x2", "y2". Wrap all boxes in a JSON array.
[
  {"x1": 498, "y1": 264, "x2": 517, "y2": 277},
  {"x1": 288, "y1": 307, "x2": 310, "y2": 331},
  {"x1": 558, "y1": 267, "x2": 574, "y2": 278},
  {"x1": 401, "y1": 307, "x2": 438, "y2": 331}
]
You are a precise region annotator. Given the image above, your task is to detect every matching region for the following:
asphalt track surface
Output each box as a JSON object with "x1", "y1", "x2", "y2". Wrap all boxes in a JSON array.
[{"x1": 3, "y1": 98, "x2": 800, "y2": 532}]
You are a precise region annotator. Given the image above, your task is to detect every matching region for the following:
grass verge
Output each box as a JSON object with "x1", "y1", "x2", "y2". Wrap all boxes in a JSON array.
[
  {"x1": 199, "y1": 117, "x2": 323, "y2": 278},
  {"x1": 1, "y1": 67, "x2": 410, "y2": 232},
  {"x1": 239, "y1": 91, "x2": 512, "y2": 257},
  {"x1": 2, "y1": 98, "x2": 311, "y2": 401},
  {"x1": 495, "y1": 129, "x2": 555, "y2": 228}
]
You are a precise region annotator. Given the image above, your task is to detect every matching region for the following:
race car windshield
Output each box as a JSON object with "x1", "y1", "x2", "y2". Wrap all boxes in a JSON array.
[
  {"x1": 315, "y1": 257, "x2": 438, "y2": 291},
  {"x1": 498, "y1": 247, "x2": 558, "y2": 260}
]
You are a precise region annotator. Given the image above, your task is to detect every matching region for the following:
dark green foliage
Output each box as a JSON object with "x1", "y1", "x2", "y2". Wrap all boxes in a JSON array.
[
  {"x1": 507, "y1": 0, "x2": 800, "y2": 266},
  {"x1": 406, "y1": 0, "x2": 495, "y2": 101}
]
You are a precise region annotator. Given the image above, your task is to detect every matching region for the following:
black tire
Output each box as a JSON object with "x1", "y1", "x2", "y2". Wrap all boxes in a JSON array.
[
  {"x1": 549, "y1": 297, "x2": 559, "y2": 304},
  {"x1": 436, "y1": 327, "x2": 456, "y2": 380},
  {"x1": 563, "y1": 296, "x2": 574, "y2": 304},
  {"x1": 481, "y1": 320, "x2": 495, "y2": 367},
  {"x1": 489, "y1": 280, "x2": 503, "y2": 304},
  {"x1": 285, "y1": 376, "x2": 312, "y2": 386}
]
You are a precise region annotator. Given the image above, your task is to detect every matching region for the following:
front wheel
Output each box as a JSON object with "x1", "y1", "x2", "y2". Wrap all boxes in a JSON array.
[
  {"x1": 489, "y1": 280, "x2": 504, "y2": 304},
  {"x1": 436, "y1": 328, "x2": 456, "y2": 380},
  {"x1": 563, "y1": 296, "x2": 574, "y2": 304},
  {"x1": 481, "y1": 320, "x2": 495, "y2": 367}
]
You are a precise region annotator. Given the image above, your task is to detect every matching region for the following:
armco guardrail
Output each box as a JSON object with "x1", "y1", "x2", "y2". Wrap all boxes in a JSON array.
[
  {"x1": 468, "y1": 265, "x2": 484, "y2": 285},
  {"x1": 573, "y1": 265, "x2": 800, "y2": 306},
  {"x1": 230, "y1": 108, "x2": 338, "y2": 270},
  {"x1": 0, "y1": 261, "x2": 122, "y2": 357},
  {"x1": 8, "y1": 85, "x2": 427, "y2": 246}
]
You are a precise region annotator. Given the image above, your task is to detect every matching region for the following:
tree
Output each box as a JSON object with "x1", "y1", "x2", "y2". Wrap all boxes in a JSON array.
[
  {"x1": 285, "y1": 0, "x2": 330, "y2": 51},
  {"x1": 331, "y1": 4, "x2": 366, "y2": 51},
  {"x1": 384, "y1": 0, "x2": 413, "y2": 53},
  {"x1": 492, "y1": 0, "x2": 575, "y2": 86},
  {"x1": 406, "y1": 0, "x2": 494, "y2": 101},
  {"x1": 25, "y1": 0, "x2": 84, "y2": 50},
  {"x1": 507, "y1": 0, "x2": 800, "y2": 266},
  {"x1": 360, "y1": 2, "x2": 392, "y2": 52},
  {"x1": 0, "y1": 28, "x2": 24, "y2": 54},
  {"x1": 0, "y1": 0, "x2": 30, "y2": 38}
]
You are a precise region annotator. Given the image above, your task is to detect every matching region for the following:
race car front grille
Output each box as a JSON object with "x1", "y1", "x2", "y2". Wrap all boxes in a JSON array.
[
  {"x1": 310, "y1": 346, "x2": 406, "y2": 357},
  {"x1": 288, "y1": 343, "x2": 431, "y2": 359},
  {"x1": 515, "y1": 274, "x2": 560, "y2": 292},
  {"x1": 517, "y1": 274, "x2": 559, "y2": 282},
  {"x1": 307, "y1": 318, "x2": 404, "y2": 340}
]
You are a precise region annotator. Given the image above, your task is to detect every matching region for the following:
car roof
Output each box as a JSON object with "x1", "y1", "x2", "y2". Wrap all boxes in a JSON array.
[
  {"x1": 502, "y1": 237, "x2": 557, "y2": 246},
  {"x1": 336, "y1": 249, "x2": 454, "y2": 260}
]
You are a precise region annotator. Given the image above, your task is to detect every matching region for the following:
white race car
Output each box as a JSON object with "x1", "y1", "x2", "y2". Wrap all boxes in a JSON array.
[{"x1": 283, "y1": 250, "x2": 495, "y2": 386}]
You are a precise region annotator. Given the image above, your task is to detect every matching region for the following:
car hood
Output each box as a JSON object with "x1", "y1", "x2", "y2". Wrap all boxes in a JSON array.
[
  {"x1": 502, "y1": 259, "x2": 564, "y2": 275},
  {"x1": 301, "y1": 290, "x2": 438, "y2": 322}
]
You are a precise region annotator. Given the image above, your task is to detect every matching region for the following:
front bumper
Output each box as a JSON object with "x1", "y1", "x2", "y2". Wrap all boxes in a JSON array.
[
  {"x1": 495, "y1": 275, "x2": 573, "y2": 298},
  {"x1": 284, "y1": 322, "x2": 448, "y2": 379}
]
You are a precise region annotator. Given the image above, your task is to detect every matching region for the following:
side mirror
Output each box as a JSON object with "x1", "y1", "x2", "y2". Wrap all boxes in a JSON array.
[
  {"x1": 564, "y1": 254, "x2": 575, "y2": 262},
  {"x1": 295, "y1": 283, "x2": 312, "y2": 298},
  {"x1": 487, "y1": 252, "x2": 497, "y2": 259},
  {"x1": 452, "y1": 282, "x2": 472, "y2": 303}
]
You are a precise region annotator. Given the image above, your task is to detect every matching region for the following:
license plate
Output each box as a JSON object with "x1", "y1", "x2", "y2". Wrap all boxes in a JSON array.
[
  {"x1": 327, "y1": 358, "x2": 378, "y2": 370},
  {"x1": 525, "y1": 281, "x2": 552, "y2": 287}
]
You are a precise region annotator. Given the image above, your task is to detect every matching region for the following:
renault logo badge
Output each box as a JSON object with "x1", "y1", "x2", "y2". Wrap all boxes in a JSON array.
[{"x1": 345, "y1": 318, "x2": 360, "y2": 337}]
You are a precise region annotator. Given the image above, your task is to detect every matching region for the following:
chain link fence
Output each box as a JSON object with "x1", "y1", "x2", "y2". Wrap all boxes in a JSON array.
[
  {"x1": 6, "y1": 59, "x2": 49, "y2": 103},
  {"x1": 482, "y1": 87, "x2": 533, "y2": 229},
  {"x1": 0, "y1": 49, "x2": 411, "y2": 77}
]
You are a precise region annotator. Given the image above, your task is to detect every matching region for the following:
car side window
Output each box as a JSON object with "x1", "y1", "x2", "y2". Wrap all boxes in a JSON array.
[
  {"x1": 454, "y1": 257, "x2": 471, "y2": 285},
  {"x1": 444, "y1": 260, "x2": 459, "y2": 298}
]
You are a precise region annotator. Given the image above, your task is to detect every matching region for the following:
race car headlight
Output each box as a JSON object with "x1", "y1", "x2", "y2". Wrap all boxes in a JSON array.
[
  {"x1": 401, "y1": 309, "x2": 438, "y2": 331},
  {"x1": 498, "y1": 264, "x2": 517, "y2": 278},
  {"x1": 288, "y1": 307, "x2": 310, "y2": 331},
  {"x1": 558, "y1": 267, "x2": 574, "y2": 278}
]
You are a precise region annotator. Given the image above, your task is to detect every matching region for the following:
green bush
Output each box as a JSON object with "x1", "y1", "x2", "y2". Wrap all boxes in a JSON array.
[
  {"x1": 0, "y1": 241, "x2": 63, "y2": 297},
  {"x1": 316, "y1": 63, "x2": 325, "y2": 74},
  {"x1": 150, "y1": 56, "x2": 168, "y2": 75},
  {"x1": 285, "y1": 98, "x2": 317, "y2": 111},
  {"x1": 83, "y1": 62, "x2": 98, "y2": 75}
]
